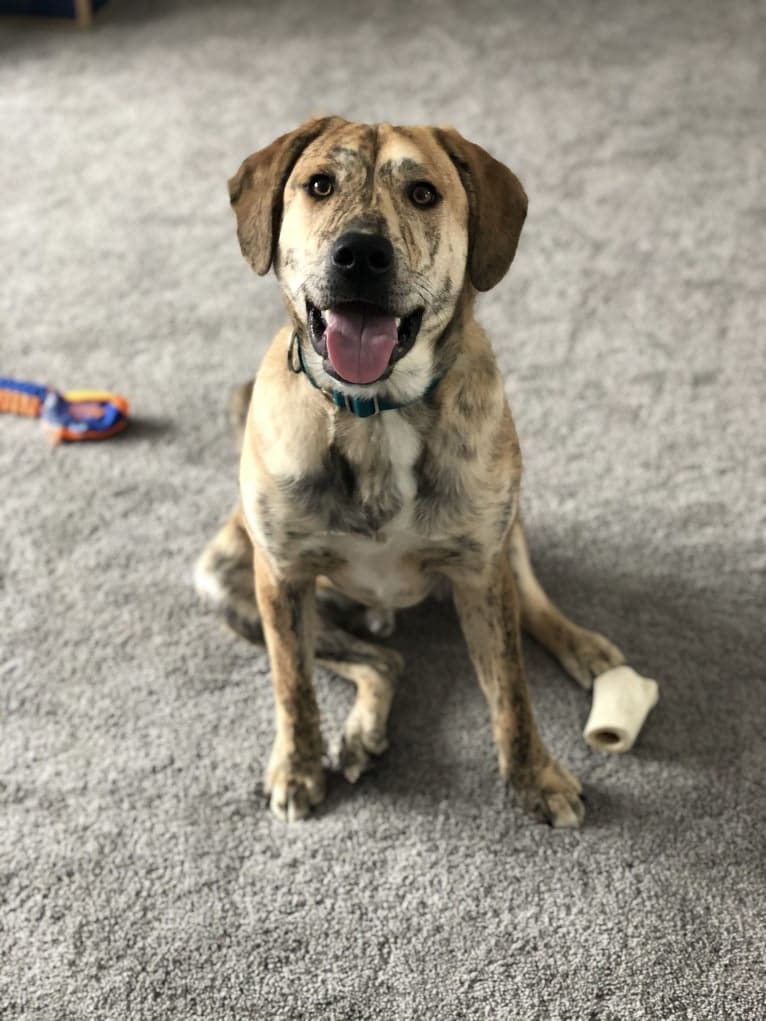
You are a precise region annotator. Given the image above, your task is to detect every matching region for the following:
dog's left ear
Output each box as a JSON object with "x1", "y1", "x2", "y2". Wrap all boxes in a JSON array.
[
  {"x1": 229, "y1": 115, "x2": 344, "y2": 275},
  {"x1": 435, "y1": 127, "x2": 528, "y2": 292}
]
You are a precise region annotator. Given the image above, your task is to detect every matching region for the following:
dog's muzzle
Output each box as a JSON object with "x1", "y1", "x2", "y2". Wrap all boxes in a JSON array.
[{"x1": 307, "y1": 231, "x2": 423, "y2": 386}]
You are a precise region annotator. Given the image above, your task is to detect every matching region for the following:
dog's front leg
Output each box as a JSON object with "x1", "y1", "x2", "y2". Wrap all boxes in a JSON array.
[
  {"x1": 452, "y1": 550, "x2": 585, "y2": 828},
  {"x1": 253, "y1": 544, "x2": 325, "y2": 821}
]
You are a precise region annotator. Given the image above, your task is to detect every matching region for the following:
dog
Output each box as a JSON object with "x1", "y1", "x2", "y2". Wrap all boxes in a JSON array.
[{"x1": 195, "y1": 116, "x2": 624, "y2": 828}]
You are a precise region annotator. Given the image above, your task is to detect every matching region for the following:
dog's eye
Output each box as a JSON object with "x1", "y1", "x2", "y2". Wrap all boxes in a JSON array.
[
  {"x1": 306, "y1": 174, "x2": 334, "y2": 199},
  {"x1": 409, "y1": 181, "x2": 440, "y2": 208}
]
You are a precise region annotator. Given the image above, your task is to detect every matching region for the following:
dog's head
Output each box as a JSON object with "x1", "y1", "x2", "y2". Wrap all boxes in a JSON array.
[{"x1": 229, "y1": 117, "x2": 527, "y2": 399}]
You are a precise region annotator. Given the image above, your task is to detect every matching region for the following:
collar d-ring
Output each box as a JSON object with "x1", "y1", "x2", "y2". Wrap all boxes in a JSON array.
[{"x1": 287, "y1": 332, "x2": 303, "y2": 373}]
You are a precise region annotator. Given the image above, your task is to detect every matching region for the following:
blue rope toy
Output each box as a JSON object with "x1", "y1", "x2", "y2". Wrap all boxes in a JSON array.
[{"x1": 0, "y1": 377, "x2": 130, "y2": 444}]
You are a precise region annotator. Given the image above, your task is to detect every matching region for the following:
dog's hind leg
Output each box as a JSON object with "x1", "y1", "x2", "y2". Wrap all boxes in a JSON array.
[
  {"x1": 193, "y1": 380, "x2": 259, "y2": 638},
  {"x1": 194, "y1": 506, "x2": 263, "y2": 643},
  {"x1": 316, "y1": 626, "x2": 403, "y2": 784},
  {"x1": 316, "y1": 582, "x2": 396, "y2": 638},
  {"x1": 510, "y1": 519, "x2": 624, "y2": 689}
]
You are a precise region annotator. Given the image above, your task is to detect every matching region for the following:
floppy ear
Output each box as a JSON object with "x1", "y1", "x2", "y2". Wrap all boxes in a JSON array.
[
  {"x1": 435, "y1": 127, "x2": 528, "y2": 292},
  {"x1": 228, "y1": 116, "x2": 344, "y2": 275}
]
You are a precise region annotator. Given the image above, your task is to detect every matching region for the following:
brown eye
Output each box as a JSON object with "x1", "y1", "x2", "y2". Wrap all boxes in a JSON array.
[
  {"x1": 409, "y1": 181, "x2": 440, "y2": 208},
  {"x1": 307, "y1": 173, "x2": 334, "y2": 199}
]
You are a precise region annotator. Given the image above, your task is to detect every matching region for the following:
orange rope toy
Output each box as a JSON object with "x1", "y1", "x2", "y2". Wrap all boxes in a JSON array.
[{"x1": 0, "y1": 377, "x2": 130, "y2": 444}]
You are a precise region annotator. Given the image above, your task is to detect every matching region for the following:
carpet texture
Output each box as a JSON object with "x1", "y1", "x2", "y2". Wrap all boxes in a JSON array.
[{"x1": 1, "y1": 1, "x2": 765, "y2": 1018}]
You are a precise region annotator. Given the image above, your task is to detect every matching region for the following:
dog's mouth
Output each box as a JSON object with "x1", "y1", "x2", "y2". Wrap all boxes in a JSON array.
[{"x1": 307, "y1": 300, "x2": 424, "y2": 385}]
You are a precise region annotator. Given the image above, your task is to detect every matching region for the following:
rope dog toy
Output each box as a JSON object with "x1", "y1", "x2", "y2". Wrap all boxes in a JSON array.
[{"x1": 0, "y1": 377, "x2": 129, "y2": 444}]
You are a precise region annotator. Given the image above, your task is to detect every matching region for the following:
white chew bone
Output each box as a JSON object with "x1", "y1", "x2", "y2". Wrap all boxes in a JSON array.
[{"x1": 583, "y1": 665, "x2": 659, "y2": 753}]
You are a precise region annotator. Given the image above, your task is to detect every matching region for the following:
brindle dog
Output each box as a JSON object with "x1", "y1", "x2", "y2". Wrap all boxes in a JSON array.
[{"x1": 196, "y1": 116, "x2": 624, "y2": 827}]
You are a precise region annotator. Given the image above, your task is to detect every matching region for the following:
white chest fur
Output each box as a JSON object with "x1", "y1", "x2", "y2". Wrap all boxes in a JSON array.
[
  {"x1": 324, "y1": 524, "x2": 431, "y2": 609},
  {"x1": 323, "y1": 413, "x2": 427, "y2": 608},
  {"x1": 364, "y1": 412, "x2": 420, "y2": 508}
]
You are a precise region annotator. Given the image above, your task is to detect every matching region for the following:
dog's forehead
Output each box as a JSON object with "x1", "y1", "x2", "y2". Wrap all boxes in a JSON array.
[
  {"x1": 377, "y1": 125, "x2": 452, "y2": 176},
  {"x1": 304, "y1": 122, "x2": 376, "y2": 168},
  {"x1": 304, "y1": 122, "x2": 455, "y2": 180}
]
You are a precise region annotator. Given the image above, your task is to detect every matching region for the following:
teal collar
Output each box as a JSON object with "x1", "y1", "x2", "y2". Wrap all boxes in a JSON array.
[{"x1": 288, "y1": 333, "x2": 441, "y2": 419}]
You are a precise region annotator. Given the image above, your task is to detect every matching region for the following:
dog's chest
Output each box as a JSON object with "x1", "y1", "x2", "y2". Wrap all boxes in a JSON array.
[
  {"x1": 323, "y1": 523, "x2": 430, "y2": 608},
  {"x1": 289, "y1": 414, "x2": 436, "y2": 605},
  {"x1": 248, "y1": 409, "x2": 488, "y2": 607},
  {"x1": 347, "y1": 411, "x2": 420, "y2": 518}
]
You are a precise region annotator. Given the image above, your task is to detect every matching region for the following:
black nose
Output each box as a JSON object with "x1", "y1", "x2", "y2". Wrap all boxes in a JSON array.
[{"x1": 329, "y1": 232, "x2": 394, "y2": 293}]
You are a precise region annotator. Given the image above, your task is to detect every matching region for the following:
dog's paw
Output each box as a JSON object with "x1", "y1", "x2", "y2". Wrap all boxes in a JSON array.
[
  {"x1": 336, "y1": 709, "x2": 389, "y2": 784},
  {"x1": 265, "y1": 755, "x2": 326, "y2": 822},
  {"x1": 557, "y1": 626, "x2": 624, "y2": 690},
  {"x1": 516, "y1": 759, "x2": 585, "y2": 829},
  {"x1": 363, "y1": 607, "x2": 396, "y2": 638}
]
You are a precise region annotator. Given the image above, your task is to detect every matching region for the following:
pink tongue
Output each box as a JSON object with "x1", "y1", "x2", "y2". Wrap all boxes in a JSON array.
[{"x1": 325, "y1": 306, "x2": 398, "y2": 384}]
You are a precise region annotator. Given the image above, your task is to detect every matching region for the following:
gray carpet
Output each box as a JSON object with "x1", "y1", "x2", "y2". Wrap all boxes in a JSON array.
[{"x1": 2, "y1": 1, "x2": 765, "y2": 1017}]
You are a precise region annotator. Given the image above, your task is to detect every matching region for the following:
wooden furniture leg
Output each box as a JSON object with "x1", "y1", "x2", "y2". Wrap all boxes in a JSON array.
[{"x1": 74, "y1": 0, "x2": 92, "y2": 27}]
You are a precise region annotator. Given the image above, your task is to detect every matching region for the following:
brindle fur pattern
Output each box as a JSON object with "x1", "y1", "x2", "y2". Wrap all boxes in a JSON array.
[{"x1": 196, "y1": 117, "x2": 624, "y2": 827}]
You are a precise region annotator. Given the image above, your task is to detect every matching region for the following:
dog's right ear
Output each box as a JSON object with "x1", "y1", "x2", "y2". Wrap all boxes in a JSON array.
[{"x1": 228, "y1": 116, "x2": 343, "y2": 275}]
